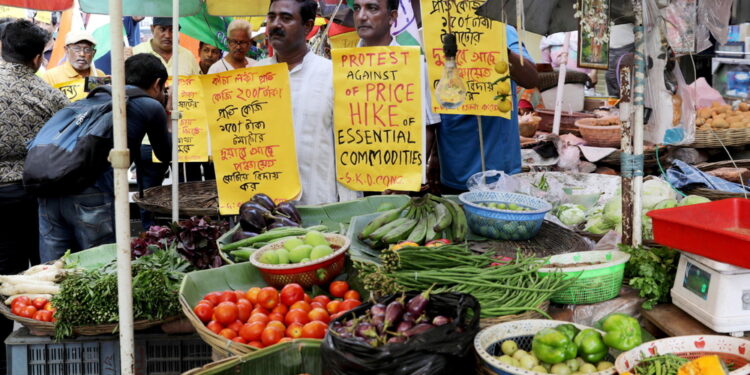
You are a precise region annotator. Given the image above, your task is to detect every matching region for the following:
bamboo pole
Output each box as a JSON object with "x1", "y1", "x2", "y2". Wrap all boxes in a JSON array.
[
  {"x1": 551, "y1": 32, "x2": 571, "y2": 135},
  {"x1": 631, "y1": 0, "x2": 645, "y2": 246},
  {"x1": 171, "y1": 0, "x2": 181, "y2": 222}
]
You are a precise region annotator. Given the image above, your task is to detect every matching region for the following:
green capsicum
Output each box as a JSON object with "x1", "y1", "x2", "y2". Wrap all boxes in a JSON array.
[
  {"x1": 532, "y1": 328, "x2": 574, "y2": 364},
  {"x1": 573, "y1": 329, "x2": 607, "y2": 363},
  {"x1": 555, "y1": 324, "x2": 580, "y2": 341},
  {"x1": 600, "y1": 313, "x2": 642, "y2": 351}
]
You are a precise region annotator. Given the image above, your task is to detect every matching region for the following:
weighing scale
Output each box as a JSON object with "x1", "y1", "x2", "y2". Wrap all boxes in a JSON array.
[{"x1": 671, "y1": 252, "x2": 750, "y2": 337}]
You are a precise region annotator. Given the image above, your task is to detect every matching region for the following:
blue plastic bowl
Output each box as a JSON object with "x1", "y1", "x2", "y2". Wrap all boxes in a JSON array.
[{"x1": 458, "y1": 191, "x2": 552, "y2": 241}]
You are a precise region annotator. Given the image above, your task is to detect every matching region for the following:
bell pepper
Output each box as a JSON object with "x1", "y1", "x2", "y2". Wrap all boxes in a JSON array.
[
  {"x1": 573, "y1": 329, "x2": 607, "y2": 363},
  {"x1": 600, "y1": 313, "x2": 642, "y2": 351},
  {"x1": 532, "y1": 328, "x2": 574, "y2": 364},
  {"x1": 555, "y1": 324, "x2": 579, "y2": 360}
]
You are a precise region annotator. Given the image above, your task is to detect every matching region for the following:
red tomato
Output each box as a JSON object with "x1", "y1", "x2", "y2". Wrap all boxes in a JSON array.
[
  {"x1": 234, "y1": 290, "x2": 247, "y2": 302},
  {"x1": 251, "y1": 306, "x2": 270, "y2": 316},
  {"x1": 279, "y1": 337, "x2": 293, "y2": 343},
  {"x1": 326, "y1": 300, "x2": 341, "y2": 315},
  {"x1": 286, "y1": 322, "x2": 304, "y2": 338},
  {"x1": 257, "y1": 287, "x2": 279, "y2": 310},
  {"x1": 304, "y1": 293, "x2": 312, "y2": 304},
  {"x1": 329, "y1": 281, "x2": 349, "y2": 298},
  {"x1": 194, "y1": 303, "x2": 214, "y2": 323},
  {"x1": 271, "y1": 304, "x2": 288, "y2": 316},
  {"x1": 206, "y1": 320, "x2": 223, "y2": 334},
  {"x1": 301, "y1": 321, "x2": 327, "y2": 339},
  {"x1": 339, "y1": 299, "x2": 361, "y2": 312},
  {"x1": 312, "y1": 295, "x2": 331, "y2": 306},
  {"x1": 245, "y1": 287, "x2": 261, "y2": 305},
  {"x1": 231, "y1": 336, "x2": 247, "y2": 344},
  {"x1": 248, "y1": 313, "x2": 270, "y2": 325},
  {"x1": 261, "y1": 326, "x2": 284, "y2": 347},
  {"x1": 32, "y1": 310, "x2": 46, "y2": 321},
  {"x1": 310, "y1": 302, "x2": 325, "y2": 310},
  {"x1": 268, "y1": 312, "x2": 285, "y2": 322},
  {"x1": 237, "y1": 301, "x2": 252, "y2": 323},
  {"x1": 289, "y1": 301, "x2": 312, "y2": 313},
  {"x1": 220, "y1": 290, "x2": 238, "y2": 303},
  {"x1": 248, "y1": 340, "x2": 264, "y2": 349},
  {"x1": 11, "y1": 296, "x2": 30, "y2": 310},
  {"x1": 266, "y1": 320, "x2": 286, "y2": 332},
  {"x1": 425, "y1": 239, "x2": 452, "y2": 247},
  {"x1": 240, "y1": 321, "x2": 266, "y2": 342},
  {"x1": 280, "y1": 283, "x2": 305, "y2": 307},
  {"x1": 219, "y1": 328, "x2": 237, "y2": 339},
  {"x1": 343, "y1": 290, "x2": 360, "y2": 301},
  {"x1": 227, "y1": 320, "x2": 244, "y2": 333},
  {"x1": 203, "y1": 292, "x2": 222, "y2": 306},
  {"x1": 196, "y1": 299, "x2": 215, "y2": 308},
  {"x1": 11, "y1": 303, "x2": 24, "y2": 316},
  {"x1": 43, "y1": 302, "x2": 55, "y2": 311},
  {"x1": 40, "y1": 310, "x2": 53, "y2": 322},
  {"x1": 31, "y1": 297, "x2": 48, "y2": 310},
  {"x1": 308, "y1": 307, "x2": 330, "y2": 324},
  {"x1": 284, "y1": 309, "x2": 310, "y2": 326},
  {"x1": 214, "y1": 302, "x2": 239, "y2": 325},
  {"x1": 330, "y1": 312, "x2": 343, "y2": 320},
  {"x1": 19, "y1": 305, "x2": 37, "y2": 319}
]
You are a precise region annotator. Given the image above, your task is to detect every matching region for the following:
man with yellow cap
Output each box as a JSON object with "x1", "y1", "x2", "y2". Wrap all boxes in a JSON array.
[{"x1": 40, "y1": 30, "x2": 105, "y2": 87}]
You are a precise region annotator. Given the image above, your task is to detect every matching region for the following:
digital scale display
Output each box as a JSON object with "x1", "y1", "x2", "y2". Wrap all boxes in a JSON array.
[{"x1": 683, "y1": 261, "x2": 711, "y2": 300}]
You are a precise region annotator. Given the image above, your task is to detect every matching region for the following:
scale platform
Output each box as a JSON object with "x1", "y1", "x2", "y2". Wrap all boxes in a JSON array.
[{"x1": 671, "y1": 252, "x2": 750, "y2": 337}]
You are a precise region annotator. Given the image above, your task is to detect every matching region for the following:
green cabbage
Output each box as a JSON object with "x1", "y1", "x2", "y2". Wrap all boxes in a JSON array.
[
  {"x1": 652, "y1": 199, "x2": 678, "y2": 210},
  {"x1": 678, "y1": 195, "x2": 711, "y2": 206},
  {"x1": 642, "y1": 179, "x2": 677, "y2": 210},
  {"x1": 603, "y1": 198, "x2": 622, "y2": 227},
  {"x1": 554, "y1": 204, "x2": 587, "y2": 226},
  {"x1": 585, "y1": 214, "x2": 614, "y2": 235}
]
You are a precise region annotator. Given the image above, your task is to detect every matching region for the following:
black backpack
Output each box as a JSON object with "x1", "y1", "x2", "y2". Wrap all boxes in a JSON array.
[{"x1": 23, "y1": 86, "x2": 149, "y2": 196}]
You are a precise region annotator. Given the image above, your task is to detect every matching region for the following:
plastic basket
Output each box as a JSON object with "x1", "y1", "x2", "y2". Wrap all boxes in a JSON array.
[
  {"x1": 183, "y1": 339, "x2": 321, "y2": 375},
  {"x1": 537, "y1": 250, "x2": 630, "y2": 305},
  {"x1": 5, "y1": 327, "x2": 212, "y2": 375},
  {"x1": 458, "y1": 191, "x2": 552, "y2": 241},
  {"x1": 249, "y1": 233, "x2": 350, "y2": 289},
  {"x1": 614, "y1": 335, "x2": 750, "y2": 375},
  {"x1": 475, "y1": 319, "x2": 616, "y2": 375}
]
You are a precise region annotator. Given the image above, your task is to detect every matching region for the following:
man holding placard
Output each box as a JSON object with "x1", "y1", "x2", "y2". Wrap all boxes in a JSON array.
[{"x1": 256, "y1": 0, "x2": 358, "y2": 205}]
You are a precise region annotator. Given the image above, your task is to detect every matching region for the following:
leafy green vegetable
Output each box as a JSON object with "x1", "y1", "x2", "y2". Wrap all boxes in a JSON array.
[{"x1": 619, "y1": 245, "x2": 679, "y2": 309}]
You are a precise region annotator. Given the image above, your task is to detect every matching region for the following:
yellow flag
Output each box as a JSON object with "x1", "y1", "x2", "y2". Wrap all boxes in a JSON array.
[
  {"x1": 421, "y1": 1, "x2": 510, "y2": 117},
  {"x1": 201, "y1": 64, "x2": 301, "y2": 215},
  {"x1": 332, "y1": 46, "x2": 423, "y2": 192}
]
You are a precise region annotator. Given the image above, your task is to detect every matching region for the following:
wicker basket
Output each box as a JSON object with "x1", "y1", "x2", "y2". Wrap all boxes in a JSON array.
[
  {"x1": 684, "y1": 159, "x2": 750, "y2": 200},
  {"x1": 615, "y1": 335, "x2": 750, "y2": 375},
  {"x1": 469, "y1": 222, "x2": 591, "y2": 259},
  {"x1": 0, "y1": 302, "x2": 178, "y2": 336},
  {"x1": 575, "y1": 117, "x2": 621, "y2": 148},
  {"x1": 536, "y1": 108, "x2": 595, "y2": 136},
  {"x1": 178, "y1": 295, "x2": 258, "y2": 358},
  {"x1": 688, "y1": 128, "x2": 750, "y2": 149},
  {"x1": 478, "y1": 301, "x2": 549, "y2": 329},
  {"x1": 249, "y1": 234, "x2": 350, "y2": 289},
  {"x1": 475, "y1": 319, "x2": 617, "y2": 375},
  {"x1": 133, "y1": 180, "x2": 219, "y2": 217}
]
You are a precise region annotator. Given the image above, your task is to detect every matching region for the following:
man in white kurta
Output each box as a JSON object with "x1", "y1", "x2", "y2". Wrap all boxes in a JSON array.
[{"x1": 256, "y1": 0, "x2": 359, "y2": 205}]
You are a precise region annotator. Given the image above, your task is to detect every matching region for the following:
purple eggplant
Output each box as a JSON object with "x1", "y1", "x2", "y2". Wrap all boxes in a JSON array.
[
  {"x1": 416, "y1": 314, "x2": 431, "y2": 324},
  {"x1": 402, "y1": 312, "x2": 416, "y2": 323},
  {"x1": 272, "y1": 216, "x2": 301, "y2": 227},
  {"x1": 371, "y1": 315, "x2": 384, "y2": 326},
  {"x1": 275, "y1": 202, "x2": 302, "y2": 224},
  {"x1": 396, "y1": 321, "x2": 414, "y2": 333},
  {"x1": 432, "y1": 316, "x2": 451, "y2": 326},
  {"x1": 376, "y1": 322, "x2": 385, "y2": 335},
  {"x1": 406, "y1": 294, "x2": 429, "y2": 317},
  {"x1": 251, "y1": 193, "x2": 276, "y2": 211},
  {"x1": 387, "y1": 336, "x2": 407, "y2": 345},
  {"x1": 404, "y1": 323, "x2": 434, "y2": 337},
  {"x1": 355, "y1": 322, "x2": 378, "y2": 339},
  {"x1": 370, "y1": 303, "x2": 387, "y2": 317},
  {"x1": 239, "y1": 208, "x2": 265, "y2": 232},
  {"x1": 240, "y1": 201, "x2": 271, "y2": 216},
  {"x1": 231, "y1": 230, "x2": 258, "y2": 242},
  {"x1": 384, "y1": 300, "x2": 404, "y2": 329}
]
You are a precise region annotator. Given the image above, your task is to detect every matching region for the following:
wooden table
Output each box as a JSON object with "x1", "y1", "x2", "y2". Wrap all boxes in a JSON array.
[{"x1": 642, "y1": 303, "x2": 749, "y2": 338}]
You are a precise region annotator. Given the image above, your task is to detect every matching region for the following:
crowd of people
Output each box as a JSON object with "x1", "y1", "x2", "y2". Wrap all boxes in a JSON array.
[{"x1": 0, "y1": 0, "x2": 540, "y2": 370}]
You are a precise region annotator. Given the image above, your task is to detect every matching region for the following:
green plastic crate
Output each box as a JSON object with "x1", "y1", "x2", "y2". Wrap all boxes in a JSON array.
[
  {"x1": 184, "y1": 340, "x2": 321, "y2": 375},
  {"x1": 537, "y1": 250, "x2": 630, "y2": 304}
]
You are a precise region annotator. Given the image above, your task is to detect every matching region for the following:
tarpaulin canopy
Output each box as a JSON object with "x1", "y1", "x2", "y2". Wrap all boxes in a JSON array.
[
  {"x1": 0, "y1": 0, "x2": 71, "y2": 11},
  {"x1": 79, "y1": 0, "x2": 201, "y2": 16},
  {"x1": 205, "y1": 0, "x2": 270, "y2": 16}
]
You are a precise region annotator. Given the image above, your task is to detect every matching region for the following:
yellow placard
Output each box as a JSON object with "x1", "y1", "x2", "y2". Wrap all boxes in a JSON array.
[
  {"x1": 329, "y1": 31, "x2": 359, "y2": 50},
  {"x1": 421, "y1": 1, "x2": 510, "y2": 117},
  {"x1": 54, "y1": 78, "x2": 86, "y2": 102},
  {"x1": 201, "y1": 64, "x2": 301, "y2": 215},
  {"x1": 34, "y1": 11, "x2": 52, "y2": 24},
  {"x1": 332, "y1": 46, "x2": 423, "y2": 192},
  {"x1": 0, "y1": 6, "x2": 25, "y2": 19},
  {"x1": 169, "y1": 76, "x2": 210, "y2": 163}
]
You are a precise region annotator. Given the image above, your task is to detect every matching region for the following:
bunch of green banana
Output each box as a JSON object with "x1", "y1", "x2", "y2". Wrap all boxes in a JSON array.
[{"x1": 358, "y1": 194, "x2": 467, "y2": 248}]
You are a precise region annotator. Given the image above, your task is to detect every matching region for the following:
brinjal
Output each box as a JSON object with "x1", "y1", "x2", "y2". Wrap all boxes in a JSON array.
[
  {"x1": 231, "y1": 230, "x2": 258, "y2": 242},
  {"x1": 251, "y1": 193, "x2": 276, "y2": 211},
  {"x1": 406, "y1": 293, "x2": 429, "y2": 316},
  {"x1": 370, "y1": 303, "x2": 387, "y2": 317},
  {"x1": 402, "y1": 312, "x2": 416, "y2": 323},
  {"x1": 384, "y1": 300, "x2": 404, "y2": 329},
  {"x1": 376, "y1": 322, "x2": 385, "y2": 335},
  {"x1": 275, "y1": 202, "x2": 302, "y2": 224},
  {"x1": 371, "y1": 315, "x2": 384, "y2": 326},
  {"x1": 387, "y1": 336, "x2": 407, "y2": 344},
  {"x1": 355, "y1": 322, "x2": 377, "y2": 339},
  {"x1": 271, "y1": 216, "x2": 301, "y2": 227},
  {"x1": 267, "y1": 222, "x2": 288, "y2": 230},
  {"x1": 432, "y1": 316, "x2": 451, "y2": 326},
  {"x1": 396, "y1": 321, "x2": 414, "y2": 333},
  {"x1": 404, "y1": 323, "x2": 434, "y2": 337},
  {"x1": 240, "y1": 201, "x2": 271, "y2": 216},
  {"x1": 239, "y1": 208, "x2": 265, "y2": 232}
]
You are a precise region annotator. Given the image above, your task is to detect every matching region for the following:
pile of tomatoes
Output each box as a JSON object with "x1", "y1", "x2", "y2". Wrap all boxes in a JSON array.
[
  {"x1": 9, "y1": 296, "x2": 56, "y2": 322},
  {"x1": 192, "y1": 281, "x2": 361, "y2": 349}
]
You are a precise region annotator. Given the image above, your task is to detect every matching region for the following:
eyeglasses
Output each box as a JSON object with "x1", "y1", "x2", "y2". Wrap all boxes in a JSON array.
[
  {"x1": 227, "y1": 39, "x2": 251, "y2": 47},
  {"x1": 68, "y1": 45, "x2": 96, "y2": 55}
]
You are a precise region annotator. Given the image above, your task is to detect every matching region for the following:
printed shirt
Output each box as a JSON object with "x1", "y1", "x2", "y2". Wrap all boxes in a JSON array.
[
  {"x1": 437, "y1": 25, "x2": 533, "y2": 190},
  {"x1": 40, "y1": 61, "x2": 105, "y2": 87},
  {"x1": 133, "y1": 40, "x2": 201, "y2": 76},
  {"x1": 0, "y1": 61, "x2": 69, "y2": 183},
  {"x1": 256, "y1": 51, "x2": 360, "y2": 205}
]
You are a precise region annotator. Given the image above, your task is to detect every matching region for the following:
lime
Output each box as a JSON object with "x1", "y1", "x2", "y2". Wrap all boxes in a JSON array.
[{"x1": 495, "y1": 60, "x2": 509, "y2": 74}]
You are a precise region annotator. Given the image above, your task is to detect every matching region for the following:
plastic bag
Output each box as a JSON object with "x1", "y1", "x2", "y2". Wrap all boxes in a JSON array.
[
  {"x1": 696, "y1": 0, "x2": 733, "y2": 52},
  {"x1": 321, "y1": 291, "x2": 480, "y2": 375},
  {"x1": 661, "y1": 0, "x2": 697, "y2": 54},
  {"x1": 688, "y1": 78, "x2": 725, "y2": 108},
  {"x1": 466, "y1": 170, "x2": 519, "y2": 193}
]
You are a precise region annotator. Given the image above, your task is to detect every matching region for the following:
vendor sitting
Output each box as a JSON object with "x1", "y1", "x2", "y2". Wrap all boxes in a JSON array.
[{"x1": 518, "y1": 99, "x2": 534, "y2": 116}]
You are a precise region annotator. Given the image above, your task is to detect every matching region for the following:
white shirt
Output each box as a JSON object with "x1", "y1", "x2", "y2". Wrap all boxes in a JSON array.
[
  {"x1": 207, "y1": 56, "x2": 257, "y2": 74},
  {"x1": 256, "y1": 51, "x2": 360, "y2": 205}
]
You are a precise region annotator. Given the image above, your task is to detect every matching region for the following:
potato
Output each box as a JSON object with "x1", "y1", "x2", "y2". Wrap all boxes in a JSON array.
[
  {"x1": 739, "y1": 102, "x2": 749, "y2": 112},
  {"x1": 713, "y1": 118, "x2": 729, "y2": 129}
]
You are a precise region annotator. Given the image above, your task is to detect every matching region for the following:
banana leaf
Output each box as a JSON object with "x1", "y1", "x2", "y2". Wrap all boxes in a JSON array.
[
  {"x1": 186, "y1": 339, "x2": 321, "y2": 375},
  {"x1": 63, "y1": 243, "x2": 117, "y2": 270},
  {"x1": 180, "y1": 262, "x2": 267, "y2": 307},
  {"x1": 297, "y1": 195, "x2": 410, "y2": 230}
]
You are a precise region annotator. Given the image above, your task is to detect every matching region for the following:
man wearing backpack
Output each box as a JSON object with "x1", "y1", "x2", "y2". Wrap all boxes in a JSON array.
[
  {"x1": 33, "y1": 53, "x2": 172, "y2": 262},
  {"x1": 0, "y1": 19, "x2": 69, "y2": 374}
]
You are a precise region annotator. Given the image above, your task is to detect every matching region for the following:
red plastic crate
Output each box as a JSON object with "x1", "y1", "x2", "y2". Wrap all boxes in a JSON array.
[{"x1": 647, "y1": 198, "x2": 750, "y2": 268}]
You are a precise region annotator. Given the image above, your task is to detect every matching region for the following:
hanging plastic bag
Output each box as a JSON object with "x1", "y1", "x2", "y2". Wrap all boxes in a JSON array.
[
  {"x1": 466, "y1": 170, "x2": 520, "y2": 193},
  {"x1": 321, "y1": 291, "x2": 480, "y2": 375},
  {"x1": 696, "y1": 0, "x2": 733, "y2": 52},
  {"x1": 661, "y1": 0, "x2": 697, "y2": 55}
]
